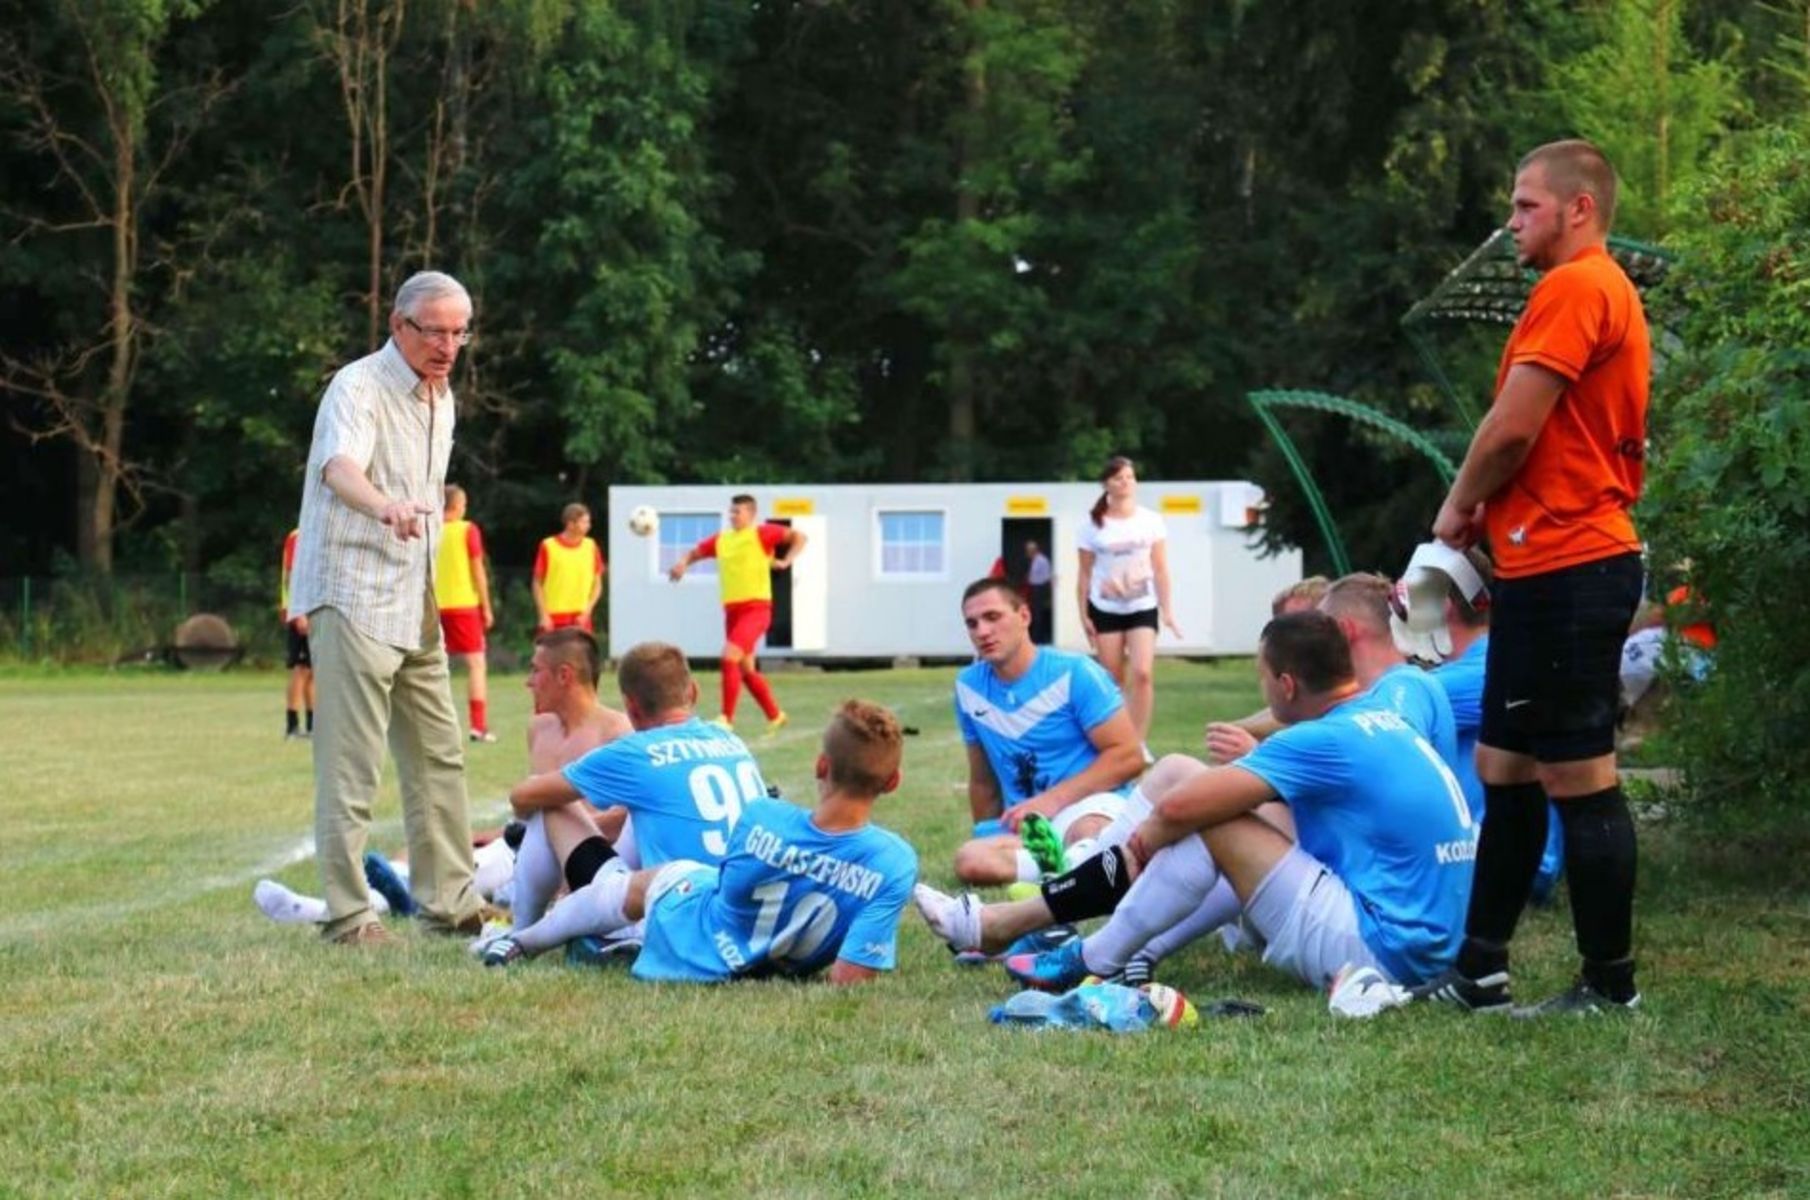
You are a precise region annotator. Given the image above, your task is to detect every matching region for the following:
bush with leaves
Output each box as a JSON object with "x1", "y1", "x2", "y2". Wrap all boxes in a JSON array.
[{"x1": 1643, "y1": 118, "x2": 1810, "y2": 812}]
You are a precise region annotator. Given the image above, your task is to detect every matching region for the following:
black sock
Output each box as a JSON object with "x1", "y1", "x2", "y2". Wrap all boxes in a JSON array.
[
  {"x1": 306, "y1": 709, "x2": 314, "y2": 732},
  {"x1": 1556, "y1": 785, "x2": 1638, "y2": 998},
  {"x1": 1041, "y1": 845, "x2": 1136, "y2": 925},
  {"x1": 564, "y1": 836, "x2": 618, "y2": 891},
  {"x1": 1457, "y1": 781, "x2": 1549, "y2": 979},
  {"x1": 286, "y1": 708, "x2": 299, "y2": 734}
]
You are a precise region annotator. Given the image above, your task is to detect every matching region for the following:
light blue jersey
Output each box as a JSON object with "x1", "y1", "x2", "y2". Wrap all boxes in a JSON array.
[
  {"x1": 1430, "y1": 636, "x2": 1488, "y2": 821},
  {"x1": 955, "y1": 649, "x2": 1124, "y2": 805},
  {"x1": 1239, "y1": 690, "x2": 1475, "y2": 984},
  {"x1": 633, "y1": 799, "x2": 919, "y2": 983},
  {"x1": 1367, "y1": 662, "x2": 1459, "y2": 765},
  {"x1": 561, "y1": 716, "x2": 767, "y2": 868}
]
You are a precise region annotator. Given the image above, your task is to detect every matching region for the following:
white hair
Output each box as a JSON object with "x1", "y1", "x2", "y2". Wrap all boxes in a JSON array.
[{"x1": 392, "y1": 271, "x2": 471, "y2": 319}]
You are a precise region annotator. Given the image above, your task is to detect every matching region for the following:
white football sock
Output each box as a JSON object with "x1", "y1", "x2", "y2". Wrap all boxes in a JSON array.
[
  {"x1": 1013, "y1": 848, "x2": 1042, "y2": 882},
  {"x1": 1095, "y1": 784, "x2": 1155, "y2": 850},
  {"x1": 510, "y1": 813, "x2": 562, "y2": 930},
  {"x1": 1138, "y1": 877, "x2": 1241, "y2": 963},
  {"x1": 254, "y1": 880, "x2": 327, "y2": 925},
  {"x1": 913, "y1": 883, "x2": 982, "y2": 951},
  {"x1": 1080, "y1": 834, "x2": 1221, "y2": 976},
  {"x1": 512, "y1": 859, "x2": 632, "y2": 955},
  {"x1": 613, "y1": 815, "x2": 640, "y2": 871}
]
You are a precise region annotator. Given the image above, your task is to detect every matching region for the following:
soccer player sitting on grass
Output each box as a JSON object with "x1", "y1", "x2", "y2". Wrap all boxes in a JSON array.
[
  {"x1": 474, "y1": 641, "x2": 769, "y2": 960},
  {"x1": 484, "y1": 700, "x2": 917, "y2": 985},
  {"x1": 1204, "y1": 572, "x2": 1458, "y2": 767},
  {"x1": 916, "y1": 610, "x2": 1475, "y2": 993},
  {"x1": 950, "y1": 578, "x2": 1145, "y2": 887},
  {"x1": 254, "y1": 628, "x2": 630, "y2": 925}
]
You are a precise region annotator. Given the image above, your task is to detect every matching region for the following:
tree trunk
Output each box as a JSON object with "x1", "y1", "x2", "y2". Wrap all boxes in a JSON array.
[{"x1": 946, "y1": 0, "x2": 987, "y2": 481}]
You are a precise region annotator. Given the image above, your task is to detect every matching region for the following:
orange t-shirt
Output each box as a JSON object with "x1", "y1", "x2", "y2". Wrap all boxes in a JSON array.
[
  {"x1": 1484, "y1": 243, "x2": 1650, "y2": 579},
  {"x1": 1666, "y1": 585, "x2": 1716, "y2": 651}
]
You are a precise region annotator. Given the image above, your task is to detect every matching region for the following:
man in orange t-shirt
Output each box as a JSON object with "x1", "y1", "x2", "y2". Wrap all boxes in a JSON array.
[
  {"x1": 533, "y1": 503, "x2": 605, "y2": 633},
  {"x1": 1425, "y1": 140, "x2": 1648, "y2": 1016},
  {"x1": 667, "y1": 493, "x2": 808, "y2": 733},
  {"x1": 436, "y1": 484, "x2": 497, "y2": 742}
]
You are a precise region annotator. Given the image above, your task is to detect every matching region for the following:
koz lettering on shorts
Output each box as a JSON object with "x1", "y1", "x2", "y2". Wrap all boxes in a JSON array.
[
  {"x1": 713, "y1": 930, "x2": 747, "y2": 970},
  {"x1": 1435, "y1": 837, "x2": 1479, "y2": 865}
]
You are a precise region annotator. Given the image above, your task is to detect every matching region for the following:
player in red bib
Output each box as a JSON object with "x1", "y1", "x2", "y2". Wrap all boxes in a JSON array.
[
  {"x1": 667, "y1": 493, "x2": 808, "y2": 734},
  {"x1": 533, "y1": 503, "x2": 606, "y2": 633},
  {"x1": 436, "y1": 484, "x2": 497, "y2": 742},
  {"x1": 280, "y1": 527, "x2": 314, "y2": 739}
]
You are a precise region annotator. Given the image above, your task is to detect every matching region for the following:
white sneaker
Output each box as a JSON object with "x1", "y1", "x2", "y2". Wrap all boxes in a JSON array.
[
  {"x1": 254, "y1": 879, "x2": 328, "y2": 925},
  {"x1": 913, "y1": 884, "x2": 983, "y2": 953},
  {"x1": 1328, "y1": 963, "x2": 1412, "y2": 1019}
]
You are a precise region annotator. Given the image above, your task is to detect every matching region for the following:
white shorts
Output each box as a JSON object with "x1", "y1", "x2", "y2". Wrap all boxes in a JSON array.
[
  {"x1": 1242, "y1": 845, "x2": 1386, "y2": 989},
  {"x1": 646, "y1": 858, "x2": 712, "y2": 906},
  {"x1": 1051, "y1": 792, "x2": 1126, "y2": 842}
]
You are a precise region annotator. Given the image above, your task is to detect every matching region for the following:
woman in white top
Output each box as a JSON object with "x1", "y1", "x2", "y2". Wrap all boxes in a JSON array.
[{"x1": 1076, "y1": 456, "x2": 1181, "y2": 741}]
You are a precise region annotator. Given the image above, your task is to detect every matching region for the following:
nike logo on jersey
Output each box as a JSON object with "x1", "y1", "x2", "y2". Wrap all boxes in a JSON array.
[
  {"x1": 1504, "y1": 698, "x2": 1532, "y2": 710},
  {"x1": 957, "y1": 675, "x2": 1073, "y2": 741}
]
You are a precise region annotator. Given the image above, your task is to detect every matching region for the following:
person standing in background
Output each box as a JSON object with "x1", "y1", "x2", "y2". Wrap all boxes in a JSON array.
[
  {"x1": 1025, "y1": 540, "x2": 1054, "y2": 645},
  {"x1": 1076, "y1": 456, "x2": 1181, "y2": 743},
  {"x1": 280, "y1": 526, "x2": 314, "y2": 739},
  {"x1": 436, "y1": 484, "x2": 497, "y2": 743},
  {"x1": 533, "y1": 503, "x2": 605, "y2": 633}
]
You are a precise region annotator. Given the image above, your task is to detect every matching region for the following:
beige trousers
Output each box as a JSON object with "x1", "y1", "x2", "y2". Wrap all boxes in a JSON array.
[{"x1": 308, "y1": 602, "x2": 480, "y2": 939}]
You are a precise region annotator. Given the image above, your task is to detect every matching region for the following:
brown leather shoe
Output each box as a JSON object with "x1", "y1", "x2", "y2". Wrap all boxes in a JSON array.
[{"x1": 330, "y1": 921, "x2": 398, "y2": 947}]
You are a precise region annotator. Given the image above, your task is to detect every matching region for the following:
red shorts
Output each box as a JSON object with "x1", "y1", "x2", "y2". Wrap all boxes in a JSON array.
[
  {"x1": 440, "y1": 608, "x2": 486, "y2": 655},
  {"x1": 547, "y1": 612, "x2": 593, "y2": 632},
  {"x1": 724, "y1": 601, "x2": 773, "y2": 655}
]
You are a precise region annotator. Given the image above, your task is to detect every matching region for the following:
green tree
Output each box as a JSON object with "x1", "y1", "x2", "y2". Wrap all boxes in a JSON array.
[
  {"x1": 1544, "y1": 0, "x2": 1745, "y2": 238},
  {"x1": 1642, "y1": 118, "x2": 1810, "y2": 809},
  {"x1": 0, "y1": 0, "x2": 228, "y2": 575}
]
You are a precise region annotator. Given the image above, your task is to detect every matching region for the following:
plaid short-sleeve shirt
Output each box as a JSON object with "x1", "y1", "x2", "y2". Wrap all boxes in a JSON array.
[{"x1": 287, "y1": 339, "x2": 455, "y2": 650}]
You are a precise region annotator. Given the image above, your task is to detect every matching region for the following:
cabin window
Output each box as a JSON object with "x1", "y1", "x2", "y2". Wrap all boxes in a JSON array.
[
  {"x1": 659, "y1": 512, "x2": 719, "y2": 576},
  {"x1": 876, "y1": 510, "x2": 946, "y2": 578}
]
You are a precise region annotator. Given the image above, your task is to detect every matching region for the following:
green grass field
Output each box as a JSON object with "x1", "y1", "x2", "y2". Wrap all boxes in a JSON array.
[{"x1": 1, "y1": 663, "x2": 1803, "y2": 1198}]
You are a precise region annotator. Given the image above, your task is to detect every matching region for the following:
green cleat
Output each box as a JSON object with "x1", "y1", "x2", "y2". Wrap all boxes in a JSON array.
[{"x1": 1019, "y1": 813, "x2": 1066, "y2": 878}]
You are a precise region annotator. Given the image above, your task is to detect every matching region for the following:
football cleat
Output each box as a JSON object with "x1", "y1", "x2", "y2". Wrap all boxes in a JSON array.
[
  {"x1": 1018, "y1": 814, "x2": 1066, "y2": 878},
  {"x1": 1512, "y1": 977, "x2": 1640, "y2": 1018},
  {"x1": 362, "y1": 853, "x2": 417, "y2": 918},
  {"x1": 1003, "y1": 937, "x2": 1090, "y2": 992},
  {"x1": 481, "y1": 936, "x2": 527, "y2": 968},
  {"x1": 1410, "y1": 967, "x2": 1513, "y2": 1013}
]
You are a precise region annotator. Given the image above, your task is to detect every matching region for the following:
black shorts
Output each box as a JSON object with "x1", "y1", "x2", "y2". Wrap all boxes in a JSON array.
[
  {"x1": 285, "y1": 624, "x2": 312, "y2": 669},
  {"x1": 1480, "y1": 552, "x2": 1643, "y2": 762},
  {"x1": 1087, "y1": 602, "x2": 1160, "y2": 635}
]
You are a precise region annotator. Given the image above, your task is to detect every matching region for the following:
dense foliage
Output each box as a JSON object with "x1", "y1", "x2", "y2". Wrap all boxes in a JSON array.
[
  {"x1": 1642, "y1": 116, "x2": 1810, "y2": 809},
  {"x1": 0, "y1": 0, "x2": 1785, "y2": 582}
]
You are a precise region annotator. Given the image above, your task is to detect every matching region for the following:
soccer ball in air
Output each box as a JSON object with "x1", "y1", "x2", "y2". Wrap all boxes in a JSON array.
[
  {"x1": 627, "y1": 505, "x2": 659, "y2": 537},
  {"x1": 1140, "y1": 982, "x2": 1200, "y2": 1030}
]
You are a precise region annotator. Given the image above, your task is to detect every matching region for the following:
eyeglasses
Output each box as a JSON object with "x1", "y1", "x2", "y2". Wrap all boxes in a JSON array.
[{"x1": 403, "y1": 316, "x2": 473, "y2": 345}]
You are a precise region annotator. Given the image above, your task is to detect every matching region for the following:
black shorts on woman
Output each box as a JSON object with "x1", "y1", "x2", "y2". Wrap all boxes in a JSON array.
[{"x1": 1087, "y1": 602, "x2": 1160, "y2": 635}]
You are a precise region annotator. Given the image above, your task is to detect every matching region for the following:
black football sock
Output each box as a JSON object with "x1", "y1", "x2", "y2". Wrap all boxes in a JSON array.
[
  {"x1": 306, "y1": 709, "x2": 315, "y2": 732},
  {"x1": 1040, "y1": 844, "x2": 1137, "y2": 925},
  {"x1": 1556, "y1": 785, "x2": 1639, "y2": 1000},
  {"x1": 286, "y1": 708, "x2": 299, "y2": 735},
  {"x1": 563, "y1": 836, "x2": 618, "y2": 891},
  {"x1": 1456, "y1": 780, "x2": 1549, "y2": 979}
]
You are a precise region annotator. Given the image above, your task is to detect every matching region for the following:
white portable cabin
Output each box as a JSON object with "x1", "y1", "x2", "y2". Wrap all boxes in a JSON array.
[{"x1": 605, "y1": 481, "x2": 1301, "y2": 661}]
